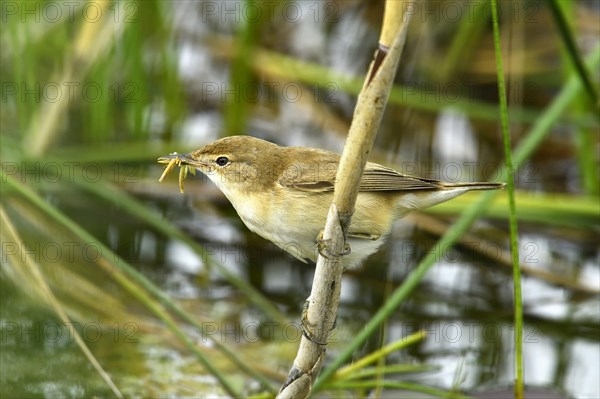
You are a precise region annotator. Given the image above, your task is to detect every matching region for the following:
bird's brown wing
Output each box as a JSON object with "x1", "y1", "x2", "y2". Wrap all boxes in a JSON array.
[
  {"x1": 278, "y1": 150, "x2": 443, "y2": 192},
  {"x1": 277, "y1": 149, "x2": 339, "y2": 192},
  {"x1": 358, "y1": 163, "x2": 443, "y2": 191}
]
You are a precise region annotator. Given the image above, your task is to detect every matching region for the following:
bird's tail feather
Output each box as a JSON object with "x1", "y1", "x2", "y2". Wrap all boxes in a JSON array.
[{"x1": 441, "y1": 182, "x2": 505, "y2": 190}]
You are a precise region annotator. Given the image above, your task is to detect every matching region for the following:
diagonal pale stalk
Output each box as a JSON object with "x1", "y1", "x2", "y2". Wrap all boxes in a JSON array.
[
  {"x1": 22, "y1": 0, "x2": 120, "y2": 157},
  {"x1": 2, "y1": 173, "x2": 244, "y2": 399},
  {"x1": 313, "y1": 43, "x2": 600, "y2": 393},
  {"x1": 277, "y1": 2, "x2": 414, "y2": 398},
  {"x1": 0, "y1": 206, "x2": 124, "y2": 399},
  {"x1": 4, "y1": 198, "x2": 140, "y2": 322},
  {"x1": 490, "y1": 1, "x2": 523, "y2": 397}
]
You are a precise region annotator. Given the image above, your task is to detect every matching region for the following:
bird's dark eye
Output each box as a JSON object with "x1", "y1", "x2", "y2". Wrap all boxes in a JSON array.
[{"x1": 216, "y1": 156, "x2": 229, "y2": 166}]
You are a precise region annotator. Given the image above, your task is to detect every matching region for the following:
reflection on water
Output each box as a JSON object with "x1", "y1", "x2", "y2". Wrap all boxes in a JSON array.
[{"x1": 6, "y1": 186, "x2": 596, "y2": 397}]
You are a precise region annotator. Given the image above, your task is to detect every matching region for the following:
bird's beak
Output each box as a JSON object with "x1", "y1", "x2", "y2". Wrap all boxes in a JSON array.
[
  {"x1": 157, "y1": 152, "x2": 213, "y2": 189},
  {"x1": 157, "y1": 153, "x2": 210, "y2": 168},
  {"x1": 158, "y1": 152, "x2": 191, "y2": 164}
]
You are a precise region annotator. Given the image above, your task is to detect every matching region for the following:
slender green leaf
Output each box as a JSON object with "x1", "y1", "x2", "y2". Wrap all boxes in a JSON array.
[{"x1": 490, "y1": 1, "x2": 523, "y2": 397}]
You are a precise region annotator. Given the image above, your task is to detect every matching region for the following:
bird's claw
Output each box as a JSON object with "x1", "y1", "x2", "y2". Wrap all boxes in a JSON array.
[{"x1": 317, "y1": 231, "x2": 351, "y2": 259}]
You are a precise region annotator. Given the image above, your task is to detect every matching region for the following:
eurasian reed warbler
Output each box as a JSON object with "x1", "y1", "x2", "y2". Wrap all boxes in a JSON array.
[{"x1": 159, "y1": 135, "x2": 503, "y2": 269}]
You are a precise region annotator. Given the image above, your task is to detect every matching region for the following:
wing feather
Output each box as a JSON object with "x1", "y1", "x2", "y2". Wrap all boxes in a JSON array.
[
  {"x1": 277, "y1": 147, "x2": 443, "y2": 193},
  {"x1": 358, "y1": 164, "x2": 443, "y2": 191}
]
